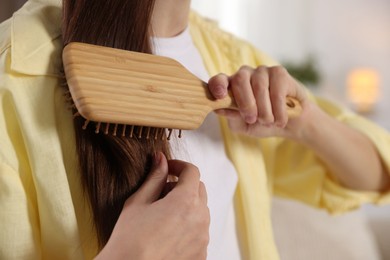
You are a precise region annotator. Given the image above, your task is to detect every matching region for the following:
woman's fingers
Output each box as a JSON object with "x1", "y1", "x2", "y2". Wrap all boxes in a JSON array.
[
  {"x1": 269, "y1": 66, "x2": 289, "y2": 127},
  {"x1": 134, "y1": 152, "x2": 169, "y2": 204},
  {"x1": 198, "y1": 181, "x2": 208, "y2": 204},
  {"x1": 209, "y1": 65, "x2": 302, "y2": 136},
  {"x1": 167, "y1": 160, "x2": 200, "y2": 185},
  {"x1": 208, "y1": 73, "x2": 229, "y2": 99},
  {"x1": 107, "y1": 158, "x2": 210, "y2": 260},
  {"x1": 251, "y1": 66, "x2": 274, "y2": 125},
  {"x1": 230, "y1": 66, "x2": 258, "y2": 124}
]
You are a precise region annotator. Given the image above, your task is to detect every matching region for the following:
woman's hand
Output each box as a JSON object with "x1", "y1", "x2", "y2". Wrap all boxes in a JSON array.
[
  {"x1": 209, "y1": 65, "x2": 311, "y2": 140},
  {"x1": 96, "y1": 153, "x2": 210, "y2": 260}
]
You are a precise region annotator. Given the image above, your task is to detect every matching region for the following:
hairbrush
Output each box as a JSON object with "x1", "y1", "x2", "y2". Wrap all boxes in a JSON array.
[{"x1": 62, "y1": 42, "x2": 302, "y2": 139}]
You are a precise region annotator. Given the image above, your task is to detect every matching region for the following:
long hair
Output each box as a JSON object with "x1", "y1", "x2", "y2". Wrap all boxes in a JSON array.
[{"x1": 61, "y1": 0, "x2": 169, "y2": 248}]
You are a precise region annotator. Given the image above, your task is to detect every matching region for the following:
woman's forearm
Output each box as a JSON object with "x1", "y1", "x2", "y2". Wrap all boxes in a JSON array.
[{"x1": 298, "y1": 103, "x2": 390, "y2": 192}]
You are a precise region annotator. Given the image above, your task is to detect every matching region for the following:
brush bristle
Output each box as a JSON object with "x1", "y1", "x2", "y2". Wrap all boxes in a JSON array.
[
  {"x1": 63, "y1": 85, "x2": 182, "y2": 140},
  {"x1": 86, "y1": 121, "x2": 174, "y2": 140}
]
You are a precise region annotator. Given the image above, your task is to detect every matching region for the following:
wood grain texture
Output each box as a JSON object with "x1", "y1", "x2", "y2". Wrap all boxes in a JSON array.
[{"x1": 63, "y1": 42, "x2": 301, "y2": 130}]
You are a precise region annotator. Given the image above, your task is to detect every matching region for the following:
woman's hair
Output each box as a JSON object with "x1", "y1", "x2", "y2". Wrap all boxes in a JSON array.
[{"x1": 61, "y1": 0, "x2": 169, "y2": 248}]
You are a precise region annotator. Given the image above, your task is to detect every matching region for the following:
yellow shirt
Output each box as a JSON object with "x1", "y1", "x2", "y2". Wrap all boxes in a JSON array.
[{"x1": 1, "y1": 1, "x2": 390, "y2": 259}]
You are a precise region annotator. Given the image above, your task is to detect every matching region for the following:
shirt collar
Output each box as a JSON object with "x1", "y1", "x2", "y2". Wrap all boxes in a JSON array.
[{"x1": 11, "y1": 0, "x2": 62, "y2": 76}]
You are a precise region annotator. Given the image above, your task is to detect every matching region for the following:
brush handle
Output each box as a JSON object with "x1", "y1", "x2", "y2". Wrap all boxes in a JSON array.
[{"x1": 208, "y1": 90, "x2": 302, "y2": 119}]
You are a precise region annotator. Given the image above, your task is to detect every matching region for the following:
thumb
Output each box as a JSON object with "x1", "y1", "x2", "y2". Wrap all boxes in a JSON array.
[{"x1": 135, "y1": 152, "x2": 169, "y2": 204}]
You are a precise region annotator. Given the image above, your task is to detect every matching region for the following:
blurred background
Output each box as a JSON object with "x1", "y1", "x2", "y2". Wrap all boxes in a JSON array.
[{"x1": 2, "y1": 1, "x2": 390, "y2": 259}]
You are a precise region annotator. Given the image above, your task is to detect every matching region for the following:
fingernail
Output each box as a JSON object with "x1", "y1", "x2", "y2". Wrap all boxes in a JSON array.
[
  {"x1": 214, "y1": 85, "x2": 226, "y2": 98},
  {"x1": 245, "y1": 115, "x2": 257, "y2": 124}
]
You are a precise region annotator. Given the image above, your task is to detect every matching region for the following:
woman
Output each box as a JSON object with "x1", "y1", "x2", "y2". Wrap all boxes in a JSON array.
[{"x1": 1, "y1": 0, "x2": 389, "y2": 259}]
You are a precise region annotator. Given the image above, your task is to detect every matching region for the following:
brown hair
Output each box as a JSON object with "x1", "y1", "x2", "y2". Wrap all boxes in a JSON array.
[{"x1": 61, "y1": 0, "x2": 170, "y2": 248}]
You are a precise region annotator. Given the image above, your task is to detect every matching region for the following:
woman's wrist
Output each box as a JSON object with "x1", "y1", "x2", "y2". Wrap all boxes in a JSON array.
[{"x1": 284, "y1": 100, "x2": 324, "y2": 146}]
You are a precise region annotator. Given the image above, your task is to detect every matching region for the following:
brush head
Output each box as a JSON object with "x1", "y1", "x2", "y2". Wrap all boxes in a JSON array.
[
  {"x1": 63, "y1": 42, "x2": 301, "y2": 132},
  {"x1": 62, "y1": 42, "x2": 234, "y2": 130}
]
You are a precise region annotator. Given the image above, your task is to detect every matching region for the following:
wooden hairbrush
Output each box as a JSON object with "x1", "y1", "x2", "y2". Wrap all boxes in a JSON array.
[{"x1": 62, "y1": 42, "x2": 301, "y2": 134}]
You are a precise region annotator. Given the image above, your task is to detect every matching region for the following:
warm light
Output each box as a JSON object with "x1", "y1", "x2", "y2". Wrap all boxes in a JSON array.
[{"x1": 346, "y1": 69, "x2": 380, "y2": 113}]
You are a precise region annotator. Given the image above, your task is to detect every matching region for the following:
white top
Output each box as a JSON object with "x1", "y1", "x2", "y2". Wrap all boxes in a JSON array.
[{"x1": 153, "y1": 28, "x2": 241, "y2": 260}]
